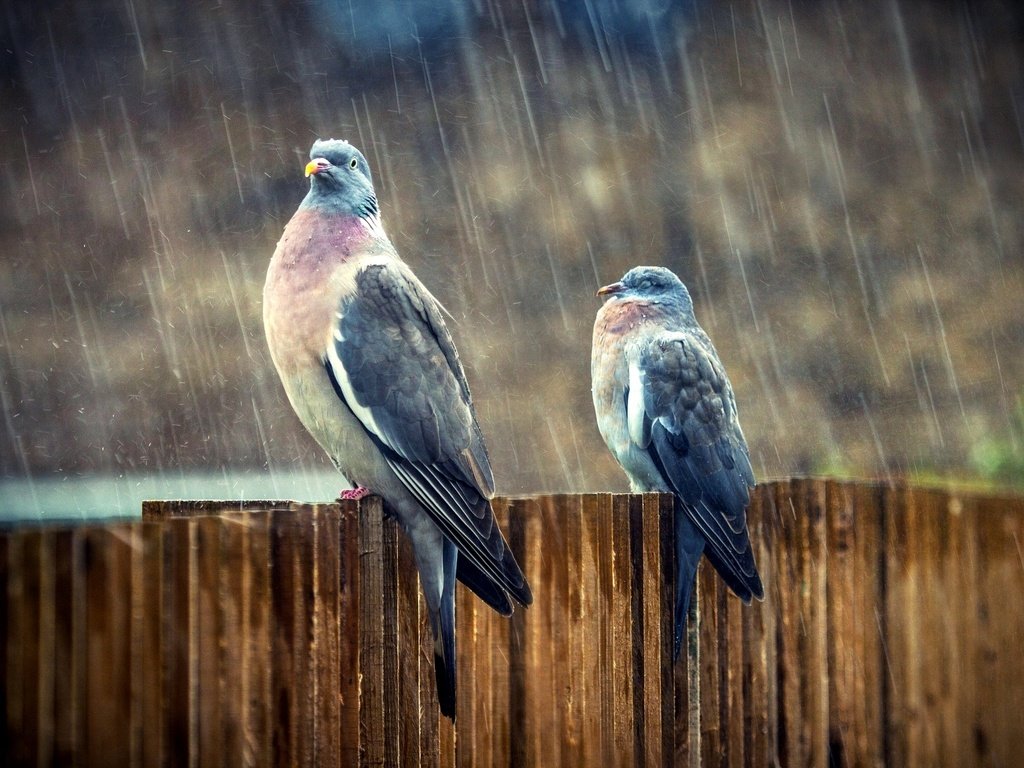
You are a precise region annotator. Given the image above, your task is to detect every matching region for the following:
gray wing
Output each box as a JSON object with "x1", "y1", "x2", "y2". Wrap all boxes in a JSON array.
[
  {"x1": 326, "y1": 261, "x2": 531, "y2": 607},
  {"x1": 627, "y1": 331, "x2": 763, "y2": 601}
]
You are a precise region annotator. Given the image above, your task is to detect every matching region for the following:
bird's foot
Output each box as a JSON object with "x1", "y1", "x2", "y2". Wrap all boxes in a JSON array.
[{"x1": 339, "y1": 485, "x2": 371, "y2": 501}]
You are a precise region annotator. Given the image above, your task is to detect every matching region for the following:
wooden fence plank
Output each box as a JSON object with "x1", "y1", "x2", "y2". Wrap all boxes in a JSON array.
[
  {"x1": 944, "y1": 491, "x2": 977, "y2": 768},
  {"x1": 803, "y1": 478, "x2": 830, "y2": 768},
  {"x1": 826, "y1": 481, "x2": 886, "y2": 768},
  {"x1": 774, "y1": 479, "x2": 803, "y2": 766},
  {"x1": 270, "y1": 510, "x2": 298, "y2": 768},
  {"x1": 594, "y1": 493, "x2": 616, "y2": 763},
  {"x1": 536, "y1": 495, "x2": 555, "y2": 766},
  {"x1": 537, "y1": 496, "x2": 565, "y2": 767},
  {"x1": 219, "y1": 515, "x2": 246, "y2": 768},
  {"x1": 51, "y1": 529, "x2": 78, "y2": 764},
  {"x1": 656, "y1": 493, "x2": 676, "y2": 768},
  {"x1": 698, "y1": 534, "x2": 721, "y2": 768},
  {"x1": 507, "y1": 497, "x2": 530, "y2": 767},
  {"x1": 36, "y1": 531, "x2": 56, "y2": 768},
  {"x1": 490, "y1": 498, "x2": 513, "y2": 767},
  {"x1": 197, "y1": 515, "x2": 224, "y2": 768},
  {"x1": 358, "y1": 497, "x2": 386, "y2": 768},
  {"x1": 6, "y1": 531, "x2": 31, "y2": 766},
  {"x1": 725, "y1": 552, "x2": 746, "y2": 768},
  {"x1": 245, "y1": 510, "x2": 273, "y2": 768},
  {"x1": 379, "y1": 512, "x2": 403, "y2": 768},
  {"x1": 129, "y1": 523, "x2": 162, "y2": 768},
  {"x1": 580, "y1": 493, "x2": 605, "y2": 766},
  {"x1": 638, "y1": 492, "x2": 667, "y2": 768},
  {"x1": 0, "y1": 532, "x2": 8, "y2": 759},
  {"x1": 564, "y1": 493, "x2": 586, "y2": 768},
  {"x1": 85, "y1": 526, "x2": 132, "y2": 768},
  {"x1": 455, "y1": 541, "x2": 479, "y2": 768},
  {"x1": 610, "y1": 493, "x2": 634, "y2": 765},
  {"x1": 336, "y1": 502, "x2": 361, "y2": 768},
  {"x1": 884, "y1": 483, "x2": 916, "y2": 768},
  {"x1": 974, "y1": 493, "x2": 1024, "y2": 767},
  {"x1": 543, "y1": 494, "x2": 570, "y2": 768}
]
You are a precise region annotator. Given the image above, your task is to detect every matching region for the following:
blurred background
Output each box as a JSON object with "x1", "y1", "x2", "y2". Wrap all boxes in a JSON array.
[{"x1": 1, "y1": 0, "x2": 1022, "y2": 518}]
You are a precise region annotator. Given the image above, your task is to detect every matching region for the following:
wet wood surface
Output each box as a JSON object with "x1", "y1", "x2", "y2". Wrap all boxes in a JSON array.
[{"x1": 2, "y1": 480, "x2": 1024, "y2": 766}]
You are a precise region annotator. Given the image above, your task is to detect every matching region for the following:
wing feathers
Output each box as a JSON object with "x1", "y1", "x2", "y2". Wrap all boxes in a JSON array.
[
  {"x1": 635, "y1": 334, "x2": 763, "y2": 601},
  {"x1": 327, "y1": 260, "x2": 528, "y2": 607}
]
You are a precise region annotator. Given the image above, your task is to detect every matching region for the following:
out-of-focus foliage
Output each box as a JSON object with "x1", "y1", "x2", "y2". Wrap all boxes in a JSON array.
[
  {"x1": 0, "y1": 0, "x2": 1022, "y2": 493},
  {"x1": 971, "y1": 394, "x2": 1024, "y2": 488}
]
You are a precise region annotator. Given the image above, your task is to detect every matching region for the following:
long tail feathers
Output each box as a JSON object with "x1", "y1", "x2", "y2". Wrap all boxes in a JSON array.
[
  {"x1": 456, "y1": 556, "x2": 513, "y2": 616},
  {"x1": 433, "y1": 539, "x2": 459, "y2": 720},
  {"x1": 674, "y1": 508, "x2": 705, "y2": 662}
]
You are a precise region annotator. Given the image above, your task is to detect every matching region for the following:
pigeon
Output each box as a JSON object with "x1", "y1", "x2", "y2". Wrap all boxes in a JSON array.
[
  {"x1": 263, "y1": 139, "x2": 532, "y2": 719},
  {"x1": 591, "y1": 266, "x2": 763, "y2": 660}
]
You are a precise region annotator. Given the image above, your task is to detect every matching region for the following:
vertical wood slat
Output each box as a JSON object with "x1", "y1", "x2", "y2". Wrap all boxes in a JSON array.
[
  {"x1": 197, "y1": 516, "x2": 224, "y2": 768},
  {"x1": 52, "y1": 529, "x2": 79, "y2": 764},
  {"x1": 742, "y1": 483, "x2": 772, "y2": 768},
  {"x1": 542, "y1": 495, "x2": 566, "y2": 768},
  {"x1": 594, "y1": 494, "x2": 616, "y2": 763},
  {"x1": 0, "y1": 532, "x2": 8, "y2": 760},
  {"x1": 5, "y1": 530, "x2": 28, "y2": 766},
  {"x1": 803, "y1": 479, "x2": 830, "y2": 768},
  {"x1": 563, "y1": 493, "x2": 586, "y2": 767},
  {"x1": 579, "y1": 493, "x2": 605, "y2": 766},
  {"x1": 395, "y1": 517, "x2": 421, "y2": 768},
  {"x1": 379, "y1": 510, "x2": 403, "y2": 768},
  {"x1": 884, "y1": 483, "x2": 916, "y2": 768},
  {"x1": 489, "y1": 498, "x2": 513, "y2": 767},
  {"x1": 509, "y1": 495, "x2": 544, "y2": 765},
  {"x1": 357, "y1": 496, "x2": 386, "y2": 768},
  {"x1": 84, "y1": 525, "x2": 132, "y2": 768},
  {"x1": 507, "y1": 497, "x2": 536, "y2": 767},
  {"x1": 336, "y1": 503, "x2": 361, "y2": 768},
  {"x1": 975, "y1": 493, "x2": 1024, "y2": 768},
  {"x1": 138, "y1": 522, "x2": 165, "y2": 768},
  {"x1": 219, "y1": 515, "x2": 246, "y2": 768},
  {"x1": 245, "y1": 511, "x2": 273, "y2": 768},
  {"x1": 609, "y1": 494, "x2": 634, "y2": 766},
  {"x1": 698, "y1": 532, "x2": 722, "y2": 768},
  {"x1": 826, "y1": 482, "x2": 886, "y2": 768},
  {"x1": 6, "y1": 483, "x2": 1024, "y2": 766}
]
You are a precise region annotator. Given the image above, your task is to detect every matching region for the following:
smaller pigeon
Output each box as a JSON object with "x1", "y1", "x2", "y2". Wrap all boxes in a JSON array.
[{"x1": 591, "y1": 266, "x2": 764, "y2": 659}]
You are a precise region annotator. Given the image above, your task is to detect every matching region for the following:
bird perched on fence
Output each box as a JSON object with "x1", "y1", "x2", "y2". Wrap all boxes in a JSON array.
[
  {"x1": 263, "y1": 138, "x2": 532, "y2": 719},
  {"x1": 591, "y1": 266, "x2": 763, "y2": 660}
]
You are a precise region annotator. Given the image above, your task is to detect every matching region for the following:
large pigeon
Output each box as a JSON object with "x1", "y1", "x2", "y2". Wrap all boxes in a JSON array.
[
  {"x1": 263, "y1": 138, "x2": 532, "y2": 718},
  {"x1": 591, "y1": 265, "x2": 763, "y2": 659}
]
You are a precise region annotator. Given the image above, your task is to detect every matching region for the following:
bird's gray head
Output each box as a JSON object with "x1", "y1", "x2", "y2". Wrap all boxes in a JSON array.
[
  {"x1": 300, "y1": 139, "x2": 379, "y2": 223},
  {"x1": 597, "y1": 266, "x2": 694, "y2": 312}
]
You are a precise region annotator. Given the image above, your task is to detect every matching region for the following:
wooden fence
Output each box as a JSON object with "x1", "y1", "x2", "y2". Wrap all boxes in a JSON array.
[{"x1": 2, "y1": 480, "x2": 1024, "y2": 766}]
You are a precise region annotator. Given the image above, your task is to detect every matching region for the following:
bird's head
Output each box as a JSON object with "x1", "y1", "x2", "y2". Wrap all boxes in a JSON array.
[
  {"x1": 597, "y1": 266, "x2": 693, "y2": 313},
  {"x1": 301, "y1": 139, "x2": 379, "y2": 224}
]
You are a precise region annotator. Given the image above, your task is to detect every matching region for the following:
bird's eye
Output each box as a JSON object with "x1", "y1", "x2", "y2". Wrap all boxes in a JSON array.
[{"x1": 349, "y1": 158, "x2": 358, "y2": 169}]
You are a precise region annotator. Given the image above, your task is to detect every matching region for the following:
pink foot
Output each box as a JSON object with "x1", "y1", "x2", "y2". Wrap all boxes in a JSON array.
[{"x1": 339, "y1": 485, "x2": 371, "y2": 501}]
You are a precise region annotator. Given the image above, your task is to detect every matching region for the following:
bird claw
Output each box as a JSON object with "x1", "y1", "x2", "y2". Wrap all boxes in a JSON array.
[{"x1": 339, "y1": 485, "x2": 371, "y2": 500}]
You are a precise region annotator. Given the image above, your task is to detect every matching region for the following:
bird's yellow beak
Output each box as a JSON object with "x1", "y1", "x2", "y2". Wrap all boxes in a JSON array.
[
  {"x1": 596, "y1": 282, "x2": 625, "y2": 297},
  {"x1": 305, "y1": 158, "x2": 329, "y2": 178}
]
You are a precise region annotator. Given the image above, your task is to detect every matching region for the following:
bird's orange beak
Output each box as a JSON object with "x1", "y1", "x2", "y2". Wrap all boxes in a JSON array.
[
  {"x1": 305, "y1": 158, "x2": 330, "y2": 177},
  {"x1": 596, "y1": 282, "x2": 625, "y2": 297}
]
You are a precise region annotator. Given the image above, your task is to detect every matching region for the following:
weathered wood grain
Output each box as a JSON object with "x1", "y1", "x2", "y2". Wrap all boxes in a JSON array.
[{"x1": 4, "y1": 483, "x2": 1024, "y2": 766}]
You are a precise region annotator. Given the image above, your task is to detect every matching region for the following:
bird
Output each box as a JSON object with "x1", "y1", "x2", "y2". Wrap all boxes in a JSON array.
[
  {"x1": 591, "y1": 265, "x2": 763, "y2": 660},
  {"x1": 263, "y1": 138, "x2": 532, "y2": 719}
]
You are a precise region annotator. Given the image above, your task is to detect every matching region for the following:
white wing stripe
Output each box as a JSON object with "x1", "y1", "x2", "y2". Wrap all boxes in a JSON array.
[
  {"x1": 325, "y1": 332, "x2": 389, "y2": 449},
  {"x1": 627, "y1": 360, "x2": 648, "y2": 447}
]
